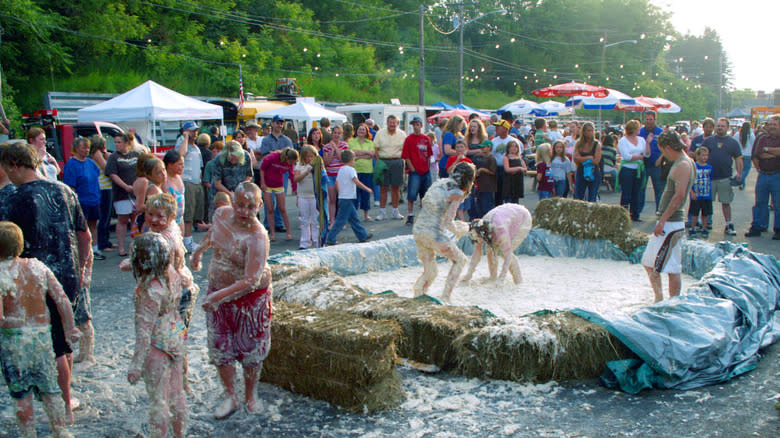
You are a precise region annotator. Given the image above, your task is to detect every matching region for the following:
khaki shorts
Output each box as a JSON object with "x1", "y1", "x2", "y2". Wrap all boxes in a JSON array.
[
  {"x1": 264, "y1": 186, "x2": 284, "y2": 193},
  {"x1": 712, "y1": 178, "x2": 734, "y2": 204},
  {"x1": 184, "y1": 181, "x2": 204, "y2": 222}
]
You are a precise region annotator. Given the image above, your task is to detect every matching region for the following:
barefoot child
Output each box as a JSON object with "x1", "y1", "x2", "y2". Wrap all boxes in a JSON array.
[
  {"x1": 191, "y1": 182, "x2": 272, "y2": 418},
  {"x1": 0, "y1": 221, "x2": 80, "y2": 438},
  {"x1": 128, "y1": 233, "x2": 187, "y2": 438}
]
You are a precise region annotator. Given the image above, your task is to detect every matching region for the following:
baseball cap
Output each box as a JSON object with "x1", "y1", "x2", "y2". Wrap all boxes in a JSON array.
[
  {"x1": 272, "y1": 115, "x2": 284, "y2": 123},
  {"x1": 182, "y1": 121, "x2": 198, "y2": 131},
  {"x1": 493, "y1": 120, "x2": 511, "y2": 130},
  {"x1": 411, "y1": 116, "x2": 423, "y2": 125},
  {"x1": 480, "y1": 140, "x2": 493, "y2": 149}
]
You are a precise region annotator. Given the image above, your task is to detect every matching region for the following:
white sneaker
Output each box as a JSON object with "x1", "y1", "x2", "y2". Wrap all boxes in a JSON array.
[
  {"x1": 391, "y1": 210, "x2": 404, "y2": 220},
  {"x1": 376, "y1": 210, "x2": 387, "y2": 220},
  {"x1": 373, "y1": 200, "x2": 380, "y2": 207}
]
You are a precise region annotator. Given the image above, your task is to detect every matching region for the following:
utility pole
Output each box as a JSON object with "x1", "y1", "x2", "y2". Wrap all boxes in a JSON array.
[
  {"x1": 419, "y1": 5, "x2": 425, "y2": 106},
  {"x1": 718, "y1": 50, "x2": 723, "y2": 119},
  {"x1": 458, "y1": 1, "x2": 464, "y2": 105}
]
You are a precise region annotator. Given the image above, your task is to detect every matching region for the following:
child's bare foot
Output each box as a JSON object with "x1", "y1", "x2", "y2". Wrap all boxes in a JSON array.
[
  {"x1": 214, "y1": 395, "x2": 239, "y2": 419},
  {"x1": 72, "y1": 358, "x2": 96, "y2": 373},
  {"x1": 245, "y1": 396, "x2": 262, "y2": 413},
  {"x1": 285, "y1": 233, "x2": 293, "y2": 241},
  {"x1": 269, "y1": 233, "x2": 276, "y2": 242}
]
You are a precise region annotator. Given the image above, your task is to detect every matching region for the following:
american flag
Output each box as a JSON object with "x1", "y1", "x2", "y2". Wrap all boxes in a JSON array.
[{"x1": 238, "y1": 65, "x2": 245, "y2": 111}]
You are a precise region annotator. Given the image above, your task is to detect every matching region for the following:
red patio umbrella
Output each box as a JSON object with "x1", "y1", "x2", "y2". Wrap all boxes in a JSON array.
[
  {"x1": 616, "y1": 96, "x2": 672, "y2": 112},
  {"x1": 426, "y1": 108, "x2": 490, "y2": 124},
  {"x1": 532, "y1": 81, "x2": 609, "y2": 98}
]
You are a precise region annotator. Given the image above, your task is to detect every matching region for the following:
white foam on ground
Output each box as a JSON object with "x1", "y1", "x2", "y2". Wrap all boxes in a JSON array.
[{"x1": 347, "y1": 255, "x2": 698, "y2": 319}]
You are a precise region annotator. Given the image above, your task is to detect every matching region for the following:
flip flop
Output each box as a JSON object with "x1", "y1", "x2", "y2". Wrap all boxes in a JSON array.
[
  {"x1": 285, "y1": 235, "x2": 293, "y2": 241},
  {"x1": 118, "y1": 251, "x2": 128, "y2": 257}
]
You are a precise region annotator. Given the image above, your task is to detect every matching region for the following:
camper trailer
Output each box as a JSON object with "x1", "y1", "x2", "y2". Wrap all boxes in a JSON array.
[{"x1": 336, "y1": 103, "x2": 436, "y2": 131}]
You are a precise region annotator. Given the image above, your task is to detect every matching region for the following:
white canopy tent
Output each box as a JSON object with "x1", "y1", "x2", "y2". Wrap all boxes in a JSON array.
[
  {"x1": 254, "y1": 100, "x2": 347, "y2": 131},
  {"x1": 77, "y1": 80, "x2": 223, "y2": 147}
]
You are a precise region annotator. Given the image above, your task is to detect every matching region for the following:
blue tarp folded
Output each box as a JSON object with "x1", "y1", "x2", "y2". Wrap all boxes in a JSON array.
[{"x1": 573, "y1": 247, "x2": 780, "y2": 394}]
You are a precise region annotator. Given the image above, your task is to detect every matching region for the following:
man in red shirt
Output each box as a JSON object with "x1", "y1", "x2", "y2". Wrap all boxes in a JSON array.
[{"x1": 402, "y1": 116, "x2": 433, "y2": 225}]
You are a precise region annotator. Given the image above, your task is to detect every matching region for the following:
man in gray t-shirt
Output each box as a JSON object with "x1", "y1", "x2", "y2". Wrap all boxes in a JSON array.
[{"x1": 702, "y1": 118, "x2": 743, "y2": 236}]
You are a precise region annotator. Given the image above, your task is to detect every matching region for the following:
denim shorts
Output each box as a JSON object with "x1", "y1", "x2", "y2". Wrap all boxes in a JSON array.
[{"x1": 407, "y1": 172, "x2": 432, "y2": 202}]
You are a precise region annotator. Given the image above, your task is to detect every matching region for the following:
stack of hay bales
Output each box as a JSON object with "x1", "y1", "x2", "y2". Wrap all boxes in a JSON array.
[
  {"x1": 346, "y1": 294, "x2": 492, "y2": 369},
  {"x1": 533, "y1": 197, "x2": 647, "y2": 255},
  {"x1": 262, "y1": 300, "x2": 404, "y2": 412},
  {"x1": 453, "y1": 311, "x2": 634, "y2": 382},
  {"x1": 270, "y1": 265, "x2": 492, "y2": 369}
]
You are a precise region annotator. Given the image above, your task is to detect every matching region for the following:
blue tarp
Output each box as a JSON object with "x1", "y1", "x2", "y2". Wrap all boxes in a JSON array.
[
  {"x1": 573, "y1": 246, "x2": 780, "y2": 394},
  {"x1": 430, "y1": 101, "x2": 455, "y2": 110}
]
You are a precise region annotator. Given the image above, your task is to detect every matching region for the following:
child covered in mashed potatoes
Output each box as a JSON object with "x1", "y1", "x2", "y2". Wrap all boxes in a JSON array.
[{"x1": 0, "y1": 221, "x2": 80, "y2": 438}]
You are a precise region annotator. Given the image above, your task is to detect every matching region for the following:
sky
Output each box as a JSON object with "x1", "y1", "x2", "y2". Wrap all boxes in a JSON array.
[{"x1": 654, "y1": 0, "x2": 778, "y2": 92}]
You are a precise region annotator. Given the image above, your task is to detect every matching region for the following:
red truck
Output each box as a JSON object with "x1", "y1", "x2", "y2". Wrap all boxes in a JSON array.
[{"x1": 21, "y1": 109, "x2": 125, "y2": 174}]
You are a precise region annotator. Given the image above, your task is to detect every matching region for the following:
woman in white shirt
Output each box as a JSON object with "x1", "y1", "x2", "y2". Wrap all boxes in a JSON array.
[
  {"x1": 617, "y1": 120, "x2": 649, "y2": 222},
  {"x1": 734, "y1": 122, "x2": 755, "y2": 190}
]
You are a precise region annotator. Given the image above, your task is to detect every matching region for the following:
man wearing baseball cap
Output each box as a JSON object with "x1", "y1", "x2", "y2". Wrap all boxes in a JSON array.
[
  {"x1": 491, "y1": 119, "x2": 513, "y2": 204},
  {"x1": 401, "y1": 116, "x2": 433, "y2": 225},
  {"x1": 175, "y1": 121, "x2": 204, "y2": 252},
  {"x1": 245, "y1": 121, "x2": 263, "y2": 186}
]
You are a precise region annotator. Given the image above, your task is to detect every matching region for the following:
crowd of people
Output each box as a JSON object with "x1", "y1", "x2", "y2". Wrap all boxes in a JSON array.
[{"x1": 0, "y1": 106, "x2": 778, "y2": 435}]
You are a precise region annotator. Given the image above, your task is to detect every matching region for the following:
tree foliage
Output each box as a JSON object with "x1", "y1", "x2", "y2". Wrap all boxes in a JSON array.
[{"x1": 0, "y1": 0, "x2": 748, "y2": 126}]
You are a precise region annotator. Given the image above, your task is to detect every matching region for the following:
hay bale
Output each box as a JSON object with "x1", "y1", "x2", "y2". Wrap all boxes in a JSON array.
[
  {"x1": 261, "y1": 301, "x2": 404, "y2": 412},
  {"x1": 613, "y1": 229, "x2": 649, "y2": 258},
  {"x1": 269, "y1": 263, "x2": 305, "y2": 281},
  {"x1": 453, "y1": 311, "x2": 634, "y2": 382},
  {"x1": 272, "y1": 266, "x2": 368, "y2": 311},
  {"x1": 534, "y1": 197, "x2": 632, "y2": 244},
  {"x1": 346, "y1": 294, "x2": 492, "y2": 369}
]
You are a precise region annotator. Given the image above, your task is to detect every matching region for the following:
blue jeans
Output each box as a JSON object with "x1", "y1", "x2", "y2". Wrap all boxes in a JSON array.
[
  {"x1": 357, "y1": 173, "x2": 373, "y2": 212},
  {"x1": 619, "y1": 167, "x2": 643, "y2": 220},
  {"x1": 97, "y1": 189, "x2": 113, "y2": 250},
  {"x1": 639, "y1": 165, "x2": 664, "y2": 213},
  {"x1": 407, "y1": 172, "x2": 432, "y2": 203},
  {"x1": 751, "y1": 172, "x2": 780, "y2": 232},
  {"x1": 733, "y1": 158, "x2": 751, "y2": 186},
  {"x1": 554, "y1": 180, "x2": 567, "y2": 198},
  {"x1": 326, "y1": 198, "x2": 369, "y2": 243},
  {"x1": 575, "y1": 168, "x2": 601, "y2": 202},
  {"x1": 538, "y1": 190, "x2": 552, "y2": 200},
  {"x1": 474, "y1": 191, "x2": 495, "y2": 218}
]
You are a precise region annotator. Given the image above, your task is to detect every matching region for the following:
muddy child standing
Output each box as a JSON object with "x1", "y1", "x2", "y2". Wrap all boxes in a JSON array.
[
  {"x1": 127, "y1": 233, "x2": 188, "y2": 438},
  {"x1": 0, "y1": 221, "x2": 80, "y2": 438},
  {"x1": 191, "y1": 182, "x2": 272, "y2": 419},
  {"x1": 0, "y1": 142, "x2": 94, "y2": 423}
]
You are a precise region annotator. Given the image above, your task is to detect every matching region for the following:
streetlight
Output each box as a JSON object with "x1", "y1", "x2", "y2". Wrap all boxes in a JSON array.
[
  {"x1": 457, "y1": 6, "x2": 506, "y2": 105},
  {"x1": 599, "y1": 38, "x2": 637, "y2": 122}
]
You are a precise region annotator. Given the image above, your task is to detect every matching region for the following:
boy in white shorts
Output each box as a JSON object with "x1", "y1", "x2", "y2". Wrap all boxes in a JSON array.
[{"x1": 642, "y1": 131, "x2": 695, "y2": 303}]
